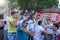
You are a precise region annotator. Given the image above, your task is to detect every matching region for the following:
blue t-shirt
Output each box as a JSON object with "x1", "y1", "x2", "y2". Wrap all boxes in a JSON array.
[{"x1": 16, "y1": 24, "x2": 28, "y2": 40}]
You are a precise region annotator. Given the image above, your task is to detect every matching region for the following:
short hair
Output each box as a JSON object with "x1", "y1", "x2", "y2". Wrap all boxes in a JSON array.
[
  {"x1": 23, "y1": 20, "x2": 28, "y2": 23},
  {"x1": 38, "y1": 21, "x2": 42, "y2": 25},
  {"x1": 11, "y1": 11, "x2": 17, "y2": 15},
  {"x1": 53, "y1": 23, "x2": 59, "y2": 29},
  {"x1": 59, "y1": 22, "x2": 60, "y2": 24}
]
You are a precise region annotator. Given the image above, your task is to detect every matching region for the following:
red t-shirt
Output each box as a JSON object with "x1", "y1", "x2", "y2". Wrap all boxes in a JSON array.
[{"x1": 58, "y1": 34, "x2": 60, "y2": 40}]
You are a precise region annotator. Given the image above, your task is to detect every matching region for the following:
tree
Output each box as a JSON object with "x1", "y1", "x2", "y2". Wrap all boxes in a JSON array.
[
  {"x1": 17, "y1": 0, "x2": 58, "y2": 10},
  {"x1": 8, "y1": 0, "x2": 18, "y2": 10}
]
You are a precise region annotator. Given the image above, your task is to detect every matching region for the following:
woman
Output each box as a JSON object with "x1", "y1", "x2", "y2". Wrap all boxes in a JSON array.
[{"x1": 0, "y1": 14, "x2": 4, "y2": 40}]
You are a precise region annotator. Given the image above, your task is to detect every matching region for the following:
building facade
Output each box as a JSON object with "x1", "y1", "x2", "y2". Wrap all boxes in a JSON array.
[{"x1": 35, "y1": 8, "x2": 60, "y2": 22}]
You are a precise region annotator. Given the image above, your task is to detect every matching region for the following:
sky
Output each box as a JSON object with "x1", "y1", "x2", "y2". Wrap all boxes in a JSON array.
[{"x1": 59, "y1": 0, "x2": 60, "y2": 4}]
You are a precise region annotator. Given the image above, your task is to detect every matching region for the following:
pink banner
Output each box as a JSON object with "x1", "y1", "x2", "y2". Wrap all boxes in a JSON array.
[
  {"x1": 58, "y1": 13, "x2": 60, "y2": 22},
  {"x1": 50, "y1": 13, "x2": 54, "y2": 22}
]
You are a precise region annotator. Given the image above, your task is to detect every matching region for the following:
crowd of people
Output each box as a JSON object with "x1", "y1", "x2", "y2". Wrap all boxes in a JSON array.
[{"x1": 0, "y1": 9, "x2": 60, "y2": 40}]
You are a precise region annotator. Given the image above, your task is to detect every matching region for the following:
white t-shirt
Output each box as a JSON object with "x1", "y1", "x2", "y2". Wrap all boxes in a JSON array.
[
  {"x1": 33, "y1": 25, "x2": 45, "y2": 40},
  {"x1": 4, "y1": 15, "x2": 9, "y2": 30},
  {"x1": 47, "y1": 23, "x2": 54, "y2": 34},
  {"x1": 33, "y1": 19, "x2": 38, "y2": 28},
  {"x1": 55, "y1": 27, "x2": 60, "y2": 36},
  {"x1": 17, "y1": 19, "x2": 24, "y2": 25},
  {"x1": 27, "y1": 20, "x2": 35, "y2": 31},
  {"x1": 23, "y1": 16, "x2": 27, "y2": 20}
]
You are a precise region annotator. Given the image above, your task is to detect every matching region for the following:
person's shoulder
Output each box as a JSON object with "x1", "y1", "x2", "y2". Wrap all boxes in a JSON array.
[
  {"x1": 18, "y1": 24, "x2": 23, "y2": 27},
  {"x1": 56, "y1": 29, "x2": 60, "y2": 35},
  {"x1": 17, "y1": 24, "x2": 24, "y2": 30},
  {"x1": 20, "y1": 20, "x2": 24, "y2": 22},
  {"x1": 38, "y1": 25, "x2": 43, "y2": 29},
  {"x1": 38, "y1": 25, "x2": 42, "y2": 27},
  {"x1": 8, "y1": 17, "x2": 14, "y2": 22},
  {"x1": 57, "y1": 29, "x2": 60, "y2": 32},
  {"x1": 28, "y1": 20, "x2": 33, "y2": 24},
  {"x1": 8, "y1": 17, "x2": 12, "y2": 19}
]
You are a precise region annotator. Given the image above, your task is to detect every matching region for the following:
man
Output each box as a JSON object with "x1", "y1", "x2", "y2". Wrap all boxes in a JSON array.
[
  {"x1": 27, "y1": 13, "x2": 41, "y2": 40},
  {"x1": 7, "y1": 11, "x2": 18, "y2": 40},
  {"x1": 4, "y1": 14, "x2": 9, "y2": 40},
  {"x1": 27, "y1": 17, "x2": 35, "y2": 40},
  {"x1": 45, "y1": 19, "x2": 54, "y2": 40},
  {"x1": 33, "y1": 21, "x2": 52, "y2": 40},
  {"x1": 17, "y1": 13, "x2": 25, "y2": 26},
  {"x1": 55, "y1": 22, "x2": 60, "y2": 40},
  {"x1": 16, "y1": 20, "x2": 34, "y2": 40}
]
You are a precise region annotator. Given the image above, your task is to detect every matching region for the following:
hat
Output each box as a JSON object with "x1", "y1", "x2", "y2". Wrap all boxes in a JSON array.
[{"x1": 24, "y1": 10, "x2": 29, "y2": 14}]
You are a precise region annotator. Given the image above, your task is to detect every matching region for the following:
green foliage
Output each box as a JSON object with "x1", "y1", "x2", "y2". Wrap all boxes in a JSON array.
[
  {"x1": 0, "y1": 14, "x2": 4, "y2": 19},
  {"x1": 17, "y1": 0, "x2": 58, "y2": 10},
  {"x1": 9, "y1": 0, "x2": 58, "y2": 11},
  {"x1": 8, "y1": 0, "x2": 19, "y2": 10}
]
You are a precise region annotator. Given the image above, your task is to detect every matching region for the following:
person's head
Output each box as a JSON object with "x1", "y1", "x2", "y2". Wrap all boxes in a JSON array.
[
  {"x1": 53, "y1": 23, "x2": 59, "y2": 29},
  {"x1": 23, "y1": 20, "x2": 28, "y2": 28},
  {"x1": 58, "y1": 22, "x2": 60, "y2": 27},
  {"x1": 37, "y1": 14, "x2": 40, "y2": 19},
  {"x1": 20, "y1": 13, "x2": 24, "y2": 19},
  {"x1": 47, "y1": 19, "x2": 51, "y2": 23},
  {"x1": 16, "y1": 13, "x2": 21, "y2": 20},
  {"x1": 38, "y1": 21, "x2": 42, "y2": 25},
  {"x1": 53, "y1": 25, "x2": 57, "y2": 31},
  {"x1": 11, "y1": 11, "x2": 17, "y2": 19}
]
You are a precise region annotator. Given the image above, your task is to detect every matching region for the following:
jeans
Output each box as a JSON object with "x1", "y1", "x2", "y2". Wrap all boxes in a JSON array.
[
  {"x1": 0, "y1": 29, "x2": 4, "y2": 40},
  {"x1": 8, "y1": 32, "x2": 16, "y2": 40},
  {"x1": 4, "y1": 30, "x2": 8, "y2": 40},
  {"x1": 43, "y1": 34, "x2": 57, "y2": 40},
  {"x1": 28, "y1": 36, "x2": 33, "y2": 40}
]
